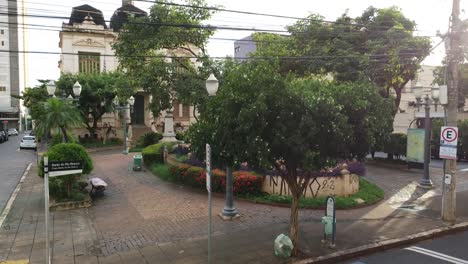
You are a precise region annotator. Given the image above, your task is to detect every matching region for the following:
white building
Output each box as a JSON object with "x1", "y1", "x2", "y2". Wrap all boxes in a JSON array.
[
  {"x1": 59, "y1": 1, "x2": 198, "y2": 141},
  {"x1": 0, "y1": 0, "x2": 20, "y2": 130}
]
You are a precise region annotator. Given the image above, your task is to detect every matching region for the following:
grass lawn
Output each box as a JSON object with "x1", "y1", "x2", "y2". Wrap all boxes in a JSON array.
[
  {"x1": 241, "y1": 178, "x2": 384, "y2": 209},
  {"x1": 151, "y1": 164, "x2": 173, "y2": 181}
]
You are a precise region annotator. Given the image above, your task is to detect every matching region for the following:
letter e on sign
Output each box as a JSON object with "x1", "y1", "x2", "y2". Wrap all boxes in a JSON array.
[{"x1": 441, "y1": 126, "x2": 458, "y2": 146}]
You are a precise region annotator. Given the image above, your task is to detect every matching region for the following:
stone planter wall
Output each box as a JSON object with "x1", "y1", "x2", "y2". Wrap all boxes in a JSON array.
[{"x1": 262, "y1": 169, "x2": 360, "y2": 198}]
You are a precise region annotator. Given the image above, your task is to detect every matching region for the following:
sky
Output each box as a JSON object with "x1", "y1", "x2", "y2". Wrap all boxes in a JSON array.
[{"x1": 10, "y1": 0, "x2": 464, "y2": 90}]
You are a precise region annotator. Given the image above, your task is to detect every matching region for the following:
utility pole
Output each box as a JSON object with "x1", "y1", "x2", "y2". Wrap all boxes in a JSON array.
[{"x1": 442, "y1": 0, "x2": 461, "y2": 223}]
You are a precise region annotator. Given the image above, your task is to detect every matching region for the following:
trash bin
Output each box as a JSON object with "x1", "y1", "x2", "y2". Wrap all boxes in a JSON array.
[{"x1": 133, "y1": 154, "x2": 142, "y2": 171}]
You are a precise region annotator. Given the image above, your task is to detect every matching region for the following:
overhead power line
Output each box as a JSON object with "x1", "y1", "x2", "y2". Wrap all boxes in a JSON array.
[
  {"x1": 0, "y1": 49, "x2": 431, "y2": 61},
  {"x1": 0, "y1": 10, "x2": 439, "y2": 38}
]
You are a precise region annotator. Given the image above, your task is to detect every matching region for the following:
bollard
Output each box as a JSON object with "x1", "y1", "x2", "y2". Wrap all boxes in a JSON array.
[{"x1": 321, "y1": 196, "x2": 336, "y2": 248}]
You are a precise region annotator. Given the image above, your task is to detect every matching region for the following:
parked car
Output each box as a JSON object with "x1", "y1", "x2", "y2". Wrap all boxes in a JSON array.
[
  {"x1": 8, "y1": 128, "x2": 18, "y2": 136},
  {"x1": 0, "y1": 131, "x2": 8, "y2": 142},
  {"x1": 0, "y1": 133, "x2": 3, "y2": 143},
  {"x1": 29, "y1": 131, "x2": 35, "y2": 136},
  {"x1": 19, "y1": 135, "x2": 36, "y2": 150}
]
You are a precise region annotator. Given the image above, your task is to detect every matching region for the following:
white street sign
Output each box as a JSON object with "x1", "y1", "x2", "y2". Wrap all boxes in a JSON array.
[
  {"x1": 440, "y1": 126, "x2": 458, "y2": 160},
  {"x1": 49, "y1": 169, "x2": 83, "y2": 177},
  {"x1": 206, "y1": 144, "x2": 211, "y2": 193}
]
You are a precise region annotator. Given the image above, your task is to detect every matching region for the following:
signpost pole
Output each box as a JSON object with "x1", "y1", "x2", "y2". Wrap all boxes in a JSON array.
[
  {"x1": 442, "y1": 0, "x2": 460, "y2": 223},
  {"x1": 206, "y1": 144, "x2": 212, "y2": 264},
  {"x1": 44, "y1": 156, "x2": 50, "y2": 264}
]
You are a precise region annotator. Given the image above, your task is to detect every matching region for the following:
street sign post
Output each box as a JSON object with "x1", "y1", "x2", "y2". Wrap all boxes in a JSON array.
[
  {"x1": 439, "y1": 126, "x2": 458, "y2": 160},
  {"x1": 206, "y1": 144, "x2": 212, "y2": 264},
  {"x1": 43, "y1": 159, "x2": 83, "y2": 264}
]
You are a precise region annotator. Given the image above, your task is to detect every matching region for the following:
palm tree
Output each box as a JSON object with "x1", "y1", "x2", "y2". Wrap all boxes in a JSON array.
[{"x1": 35, "y1": 98, "x2": 83, "y2": 143}]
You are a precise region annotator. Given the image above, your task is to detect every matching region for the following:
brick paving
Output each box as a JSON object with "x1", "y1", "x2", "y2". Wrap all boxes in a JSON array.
[
  {"x1": 88, "y1": 152, "x2": 323, "y2": 256},
  {"x1": 3, "y1": 150, "x2": 468, "y2": 263}
]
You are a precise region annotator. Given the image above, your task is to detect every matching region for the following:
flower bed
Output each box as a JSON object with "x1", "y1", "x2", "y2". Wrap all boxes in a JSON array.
[{"x1": 168, "y1": 164, "x2": 263, "y2": 195}]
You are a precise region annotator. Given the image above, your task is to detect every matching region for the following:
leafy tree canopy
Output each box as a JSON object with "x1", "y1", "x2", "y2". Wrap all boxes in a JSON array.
[
  {"x1": 253, "y1": 6, "x2": 432, "y2": 115},
  {"x1": 112, "y1": 0, "x2": 217, "y2": 117},
  {"x1": 55, "y1": 72, "x2": 129, "y2": 137}
]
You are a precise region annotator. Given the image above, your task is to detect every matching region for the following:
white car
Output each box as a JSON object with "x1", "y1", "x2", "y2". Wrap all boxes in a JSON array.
[
  {"x1": 8, "y1": 128, "x2": 18, "y2": 136},
  {"x1": 20, "y1": 136, "x2": 36, "y2": 150}
]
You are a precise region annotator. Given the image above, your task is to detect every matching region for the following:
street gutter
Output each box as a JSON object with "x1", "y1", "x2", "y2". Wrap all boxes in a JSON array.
[{"x1": 294, "y1": 221, "x2": 468, "y2": 264}]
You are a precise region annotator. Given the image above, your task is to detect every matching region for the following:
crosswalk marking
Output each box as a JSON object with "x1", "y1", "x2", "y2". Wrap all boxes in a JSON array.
[{"x1": 405, "y1": 246, "x2": 468, "y2": 264}]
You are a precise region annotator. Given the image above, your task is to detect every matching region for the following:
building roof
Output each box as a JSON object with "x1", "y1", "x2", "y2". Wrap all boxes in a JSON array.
[
  {"x1": 110, "y1": 4, "x2": 147, "y2": 32},
  {"x1": 68, "y1": 4, "x2": 107, "y2": 28}
]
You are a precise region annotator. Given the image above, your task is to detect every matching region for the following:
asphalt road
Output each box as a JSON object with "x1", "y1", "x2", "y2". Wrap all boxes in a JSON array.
[
  {"x1": 371, "y1": 152, "x2": 468, "y2": 171},
  {"x1": 0, "y1": 132, "x2": 36, "y2": 214},
  {"x1": 347, "y1": 230, "x2": 468, "y2": 264}
]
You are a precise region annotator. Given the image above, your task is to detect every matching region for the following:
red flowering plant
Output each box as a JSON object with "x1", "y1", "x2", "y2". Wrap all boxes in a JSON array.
[
  {"x1": 168, "y1": 163, "x2": 263, "y2": 195},
  {"x1": 211, "y1": 169, "x2": 226, "y2": 192},
  {"x1": 232, "y1": 171, "x2": 263, "y2": 195}
]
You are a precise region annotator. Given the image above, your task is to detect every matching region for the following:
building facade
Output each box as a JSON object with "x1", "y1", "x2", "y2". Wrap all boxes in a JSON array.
[
  {"x1": 59, "y1": 2, "x2": 198, "y2": 141},
  {"x1": 0, "y1": 0, "x2": 20, "y2": 130}
]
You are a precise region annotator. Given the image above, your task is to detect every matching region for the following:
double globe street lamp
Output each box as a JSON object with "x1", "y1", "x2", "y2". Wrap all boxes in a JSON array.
[
  {"x1": 113, "y1": 95, "x2": 135, "y2": 155},
  {"x1": 411, "y1": 82, "x2": 446, "y2": 188},
  {"x1": 46, "y1": 80, "x2": 82, "y2": 99},
  {"x1": 205, "y1": 73, "x2": 239, "y2": 219}
]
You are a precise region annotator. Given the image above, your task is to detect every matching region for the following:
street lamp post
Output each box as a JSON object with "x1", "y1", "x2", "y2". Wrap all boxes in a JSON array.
[
  {"x1": 412, "y1": 82, "x2": 441, "y2": 188},
  {"x1": 205, "y1": 73, "x2": 239, "y2": 219},
  {"x1": 113, "y1": 96, "x2": 135, "y2": 155}
]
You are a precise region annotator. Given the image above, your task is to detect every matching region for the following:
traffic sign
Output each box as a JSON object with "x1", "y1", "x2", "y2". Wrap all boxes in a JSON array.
[{"x1": 440, "y1": 126, "x2": 458, "y2": 160}]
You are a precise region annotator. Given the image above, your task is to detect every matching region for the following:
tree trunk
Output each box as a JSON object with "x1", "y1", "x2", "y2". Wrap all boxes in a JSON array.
[
  {"x1": 61, "y1": 127, "x2": 69, "y2": 143},
  {"x1": 193, "y1": 106, "x2": 198, "y2": 122},
  {"x1": 392, "y1": 87, "x2": 403, "y2": 117},
  {"x1": 92, "y1": 118, "x2": 99, "y2": 138},
  {"x1": 290, "y1": 192, "x2": 301, "y2": 256}
]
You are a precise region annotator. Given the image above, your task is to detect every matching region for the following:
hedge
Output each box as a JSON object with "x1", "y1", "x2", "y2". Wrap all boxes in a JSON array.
[
  {"x1": 142, "y1": 142, "x2": 176, "y2": 166},
  {"x1": 167, "y1": 164, "x2": 263, "y2": 195},
  {"x1": 38, "y1": 143, "x2": 93, "y2": 200},
  {"x1": 136, "y1": 132, "x2": 163, "y2": 148}
]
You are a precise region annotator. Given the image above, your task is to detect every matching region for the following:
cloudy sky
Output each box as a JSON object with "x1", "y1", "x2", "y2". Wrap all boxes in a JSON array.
[{"x1": 10, "y1": 0, "x2": 463, "y2": 89}]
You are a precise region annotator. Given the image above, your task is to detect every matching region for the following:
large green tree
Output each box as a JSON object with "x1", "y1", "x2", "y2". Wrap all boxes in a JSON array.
[
  {"x1": 55, "y1": 72, "x2": 129, "y2": 138},
  {"x1": 254, "y1": 7, "x2": 431, "y2": 115},
  {"x1": 112, "y1": 0, "x2": 216, "y2": 118},
  {"x1": 15, "y1": 80, "x2": 49, "y2": 122},
  {"x1": 188, "y1": 60, "x2": 351, "y2": 254}
]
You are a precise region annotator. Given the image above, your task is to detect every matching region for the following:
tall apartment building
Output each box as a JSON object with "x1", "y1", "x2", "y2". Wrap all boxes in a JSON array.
[{"x1": 0, "y1": 0, "x2": 20, "y2": 130}]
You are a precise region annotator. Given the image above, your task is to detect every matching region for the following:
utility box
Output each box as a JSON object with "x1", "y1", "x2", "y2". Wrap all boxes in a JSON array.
[{"x1": 133, "y1": 154, "x2": 142, "y2": 171}]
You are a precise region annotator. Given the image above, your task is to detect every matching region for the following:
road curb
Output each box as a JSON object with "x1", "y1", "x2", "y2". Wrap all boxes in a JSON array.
[
  {"x1": 294, "y1": 221, "x2": 468, "y2": 264},
  {"x1": 0, "y1": 163, "x2": 32, "y2": 228}
]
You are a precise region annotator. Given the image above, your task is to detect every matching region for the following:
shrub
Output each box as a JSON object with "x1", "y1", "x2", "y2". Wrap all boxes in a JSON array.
[
  {"x1": 167, "y1": 164, "x2": 262, "y2": 195},
  {"x1": 137, "y1": 132, "x2": 163, "y2": 148},
  {"x1": 172, "y1": 144, "x2": 189, "y2": 156},
  {"x1": 38, "y1": 143, "x2": 93, "y2": 200},
  {"x1": 175, "y1": 131, "x2": 186, "y2": 142},
  {"x1": 183, "y1": 156, "x2": 205, "y2": 167},
  {"x1": 50, "y1": 133, "x2": 76, "y2": 146},
  {"x1": 383, "y1": 133, "x2": 407, "y2": 159},
  {"x1": 142, "y1": 142, "x2": 176, "y2": 166}
]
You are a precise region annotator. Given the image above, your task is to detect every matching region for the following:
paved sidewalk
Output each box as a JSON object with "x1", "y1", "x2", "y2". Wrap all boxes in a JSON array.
[{"x1": 2, "y1": 151, "x2": 468, "y2": 264}]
